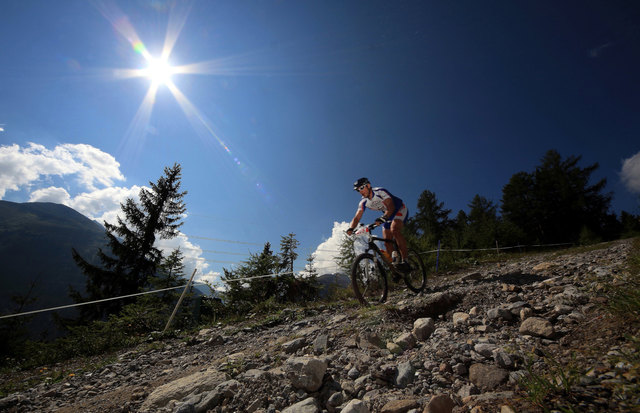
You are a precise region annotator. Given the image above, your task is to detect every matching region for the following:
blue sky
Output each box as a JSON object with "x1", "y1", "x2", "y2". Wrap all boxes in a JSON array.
[{"x1": 1, "y1": 1, "x2": 639, "y2": 286}]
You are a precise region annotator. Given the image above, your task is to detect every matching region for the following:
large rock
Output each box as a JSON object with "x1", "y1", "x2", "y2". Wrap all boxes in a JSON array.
[
  {"x1": 140, "y1": 369, "x2": 227, "y2": 411},
  {"x1": 468, "y1": 364, "x2": 508, "y2": 390},
  {"x1": 452, "y1": 312, "x2": 470, "y2": 326},
  {"x1": 342, "y1": 399, "x2": 370, "y2": 413},
  {"x1": 413, "y1": 318, "x2": 435, "y2": 340},
  {"x1": 282, "y1": 337, "x2": 307, "y2": 353},
  {"x1": 285, "y1": 357, "x2": 328, "y2": 392},
  {"x1": 396, "y1": 292, "x2": 463, "y2": 318},
  {"x1": 396, "y1": 361, "x2": 416, "y2": 388},
  {"x1": 394, "y1": 332, "x2": 417, "y2": 350},
  {"x1": 474, "y1": 343, "x2": 497, "y2": 359},
  {"x1": 357, "y1": 331, "x2": 385, "y2": 349},
  {"x1": 380, "y1": 398, "x2": 419, "y2": 413},
  {"x1": 487, "y1": 307, "x2": 513, "y2": 321},
  {"x1": 425, "y1": 393, "x2": 455, "y2": 413},
  {"x1": 532, "y1": 262, "x2": 554, "y2": 272},
  {"x1": 519, "y1": 317, "x2": 555, "y2": 338},
  {"x1": 178, "y1": 380, "x2": 239, "y2": 413},
  {"x1": 282, "y1": 397, "x2": 321, "y2": 413}
]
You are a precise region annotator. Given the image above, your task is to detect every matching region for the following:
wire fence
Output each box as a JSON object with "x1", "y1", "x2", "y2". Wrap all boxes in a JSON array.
[{"x1": 0, "y1": 240, "x2": 573, "y2": 320}]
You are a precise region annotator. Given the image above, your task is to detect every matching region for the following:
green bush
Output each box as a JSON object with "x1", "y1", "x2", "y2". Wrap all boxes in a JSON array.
[{"x1": 1, "y1": 296, "x2": 185, "y2": 370}]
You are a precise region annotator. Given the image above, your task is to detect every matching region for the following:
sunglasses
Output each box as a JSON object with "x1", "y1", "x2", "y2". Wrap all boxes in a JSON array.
[{"x1": 357, "y1": 185, "x2": 367, "y2": 191}]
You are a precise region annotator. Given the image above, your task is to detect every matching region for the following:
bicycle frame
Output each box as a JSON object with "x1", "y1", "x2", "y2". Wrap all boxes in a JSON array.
[{"x1": 354, "y1": 224, "x2": 400, "y2": 273}]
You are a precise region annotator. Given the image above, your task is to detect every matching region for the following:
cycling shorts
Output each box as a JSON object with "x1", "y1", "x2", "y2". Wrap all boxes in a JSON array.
[{"x1": 383, "y1": 204, "x2": 408, "y2": 229}]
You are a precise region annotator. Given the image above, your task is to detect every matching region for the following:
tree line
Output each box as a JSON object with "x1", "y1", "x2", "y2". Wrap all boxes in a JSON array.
[
  {"x1": 2, "y1": 150, "x2": 639, "y2": 366},
  {"x1": 402, "y1": 150, "x2": 639, "y2": 256}
]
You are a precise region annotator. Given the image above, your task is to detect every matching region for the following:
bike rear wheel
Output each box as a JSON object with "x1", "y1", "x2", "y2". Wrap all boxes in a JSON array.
[
  {"x1": 404, "y1": 249, "x2": 427, "y2": 293},
  {"x1": 351, "y1": 253, "x2": 388, "y2": 306}
]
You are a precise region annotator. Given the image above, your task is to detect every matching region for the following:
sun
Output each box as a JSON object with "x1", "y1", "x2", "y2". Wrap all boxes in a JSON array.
[{"x1": 143, "y1": 57, "x2": 174, "y2": 86}]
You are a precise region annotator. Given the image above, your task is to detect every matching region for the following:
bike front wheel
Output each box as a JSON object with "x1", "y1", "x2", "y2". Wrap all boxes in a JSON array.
[
  {"x1": 404, "y1": 249, "x2": 427, "y2": 293},
  {"x1": 351, "y1": 253, "x2": 388, "y2": 306}
]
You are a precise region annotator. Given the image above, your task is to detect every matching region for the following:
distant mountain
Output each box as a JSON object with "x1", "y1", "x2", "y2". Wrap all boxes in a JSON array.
[
  {"x1": 316, "y1": 272, "x2": 351, "y2": 297},
  {"x1": 0, "y1": 201, "x2": 108, "y2": 339}
]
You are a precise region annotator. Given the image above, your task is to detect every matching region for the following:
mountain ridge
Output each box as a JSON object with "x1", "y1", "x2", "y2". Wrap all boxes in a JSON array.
[{"x1": 0, "y1": 200, "x2": 107, "y2": 338}]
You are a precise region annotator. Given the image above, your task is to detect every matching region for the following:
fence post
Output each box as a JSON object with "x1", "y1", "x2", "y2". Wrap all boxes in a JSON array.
[
  {"x1": 435, "y1": 240, "x2": 441, "y2": 273},
  {"x1": 495, "y1": 240, "x2": 500, "y2": 255},
  {"x1": 163, "y1": 268, "x2": 197, "y2": 333}
]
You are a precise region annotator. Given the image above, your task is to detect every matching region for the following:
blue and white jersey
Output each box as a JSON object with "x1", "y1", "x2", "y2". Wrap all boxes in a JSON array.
[{"x1": 358, "y1": 187, "x2": 404, "y2": 216}]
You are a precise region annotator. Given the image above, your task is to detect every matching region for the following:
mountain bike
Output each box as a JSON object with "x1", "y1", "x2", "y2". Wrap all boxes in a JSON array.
[{"x1": 349, "y1": 223, "x2": 427, "y2": 306}]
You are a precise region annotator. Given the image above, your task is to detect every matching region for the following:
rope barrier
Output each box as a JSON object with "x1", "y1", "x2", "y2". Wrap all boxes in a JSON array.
[
  {"x1": 0, "y1": 268, "x2": 296, "y2": 320},
  {"x1": 0, "y1": 282, "x2": 205, "y2": 320},
  {"x1": 0, "y1": 240, "x2": 575, "y2": 320}
]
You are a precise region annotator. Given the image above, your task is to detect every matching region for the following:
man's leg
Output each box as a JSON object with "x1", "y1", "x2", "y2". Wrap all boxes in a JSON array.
[
  {"x1": 382, "y1": 227, "x2": 394, "y2": 256},
  {"x1": 390, "y1": 219, "x2": 408, "y2": 262}
]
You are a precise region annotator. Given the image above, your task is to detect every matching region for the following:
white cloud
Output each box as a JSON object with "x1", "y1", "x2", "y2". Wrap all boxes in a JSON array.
[
  {"x1": 196, "y1": 272, "x2": 223, "y2": 290},
  {"x1": 29, "y1": 186, "x2": 72, "y2": 204},
  {"x1": 0, "y1": 142, "x2": 125, "y2": 198},
  {"x1": 1, "y1": 142, "x2": 213, "y2": 293},
  {"x1": 70, "y1": 186, "x2": 142, "y2": 225},
  {"x1": 311, "y1": 221, "x2": 350, "y2": 275},
  {"x1": 621, "y1": 152, "x2": 640, "y2": 194}
]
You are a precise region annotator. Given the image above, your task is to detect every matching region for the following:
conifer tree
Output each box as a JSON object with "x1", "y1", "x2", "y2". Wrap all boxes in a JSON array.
[
  {"x1": 467, "y1": 195, "x2": 499, "y2": 248},
  {"x1": 444, "y1": 210, "x2": 470, "y2": 249},
  {"x1": 221, "y1": 242, "x2": 279, "y2": 313},
  {"x1": 406, "y1": 190, "x2": 452, "y2": 249},
  {"x1": 279, "y1": 233, "x2": 299, "y2": 274},
  {"x1": 304, "y1": 252, "x2": 318, "y2": 278},
  {"x1": 501, "y1": 150, "x2": 612, "y2": 243},
  {"x1": 71, "y1": 163, "x2": 187, "y2": 321},
  {"x1": 150, "y1": 248, "x2": 186, "y2": 305},
  {"x1": 336, "y1": 231, "x2": 356, "y2": 274}
]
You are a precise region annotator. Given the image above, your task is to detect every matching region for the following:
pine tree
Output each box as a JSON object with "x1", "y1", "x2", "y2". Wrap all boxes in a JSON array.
[
  {"x1": 620, "y1": 211, "x2": 640, "y2": 238},
  {"x1": 279, "y1": 233, "x2": 300, "y2": 274},
  {"x1": 221, "y1": 242, "x2": 279, "y2": 313},
  {"x1": 335, "y1": 231, "x2": 356, "y2": 274},
  {"x1": 467, "y1": 195, "x2": 499, "y2": 249},
  {"x1": 151, "y1": 248, "x2": 186, "y2": 305},
  {"x1": 71, "y1": 163, "x2": 187, "y2": 321},
  {"x1": 406, "y1": 190, "x2": 452, "y2": 249},
  {"x1": 501, "y1": 150, "x2": 612, "y2": 244},
  {"x1": 304, "y1": 252, "x2": 318, "y2": 278},
  {"x1": 444, "y1": 210, "x2": 470, "y2": 249}
]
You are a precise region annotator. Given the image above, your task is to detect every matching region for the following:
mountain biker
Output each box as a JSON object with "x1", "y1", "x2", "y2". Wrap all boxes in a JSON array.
[{"x1": 346, "y1": 177, "x2": 411, "y2": 272}]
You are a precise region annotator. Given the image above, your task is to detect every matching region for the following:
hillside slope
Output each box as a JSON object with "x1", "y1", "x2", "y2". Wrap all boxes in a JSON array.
[
  {"x1": 1, "y1": 239, "x2": 637, "y2": 412},
  {"x1": 0, "y1": 201, "x2": 107, "y2": 337}
]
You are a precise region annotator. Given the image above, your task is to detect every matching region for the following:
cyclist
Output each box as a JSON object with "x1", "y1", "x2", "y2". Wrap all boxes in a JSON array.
[{"x1": 346, "y1": 177, "x2": 411, "y2": 272}]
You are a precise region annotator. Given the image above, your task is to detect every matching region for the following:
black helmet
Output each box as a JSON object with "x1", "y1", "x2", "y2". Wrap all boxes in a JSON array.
[{"x1": 353, "y1": 177, "x2": 370, "y2": 191}]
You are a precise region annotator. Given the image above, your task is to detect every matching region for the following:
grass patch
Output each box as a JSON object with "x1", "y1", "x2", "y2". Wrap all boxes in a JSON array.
[
  {"x1": 607, "y1": 238, "x2": 640, "y2": 319},
  {"x1": 519, "y1": 353, "x2": 581, "y2": 412},
  {"x1": 518, "y1": 237, "x2": 640, "y2": 411}
]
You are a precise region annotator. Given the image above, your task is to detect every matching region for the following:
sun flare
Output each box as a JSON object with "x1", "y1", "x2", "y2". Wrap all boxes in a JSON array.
[{"x1": 143, "y1": 57, "x2": 174, "y2": 86}]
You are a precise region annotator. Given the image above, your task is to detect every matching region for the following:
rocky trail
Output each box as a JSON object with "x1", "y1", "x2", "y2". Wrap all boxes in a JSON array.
[{"x1": 1, "y1": 240, "x2": 637, "y2": 413}]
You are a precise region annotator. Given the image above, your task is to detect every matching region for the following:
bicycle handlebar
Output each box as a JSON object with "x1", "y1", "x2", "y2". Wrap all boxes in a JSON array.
[{"x1": 349, "y1": 222, "x2": 380, "y2": 236}]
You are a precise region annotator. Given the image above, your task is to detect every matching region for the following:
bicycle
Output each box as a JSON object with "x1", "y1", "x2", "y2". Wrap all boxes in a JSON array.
[{"x1": 349, "y1": 223, "x2": 427, "y2": 306}]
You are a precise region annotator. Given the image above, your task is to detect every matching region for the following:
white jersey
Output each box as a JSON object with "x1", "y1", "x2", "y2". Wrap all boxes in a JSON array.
[{"x1": 358, "y1": 187, "x2": 404, "y2": 215}]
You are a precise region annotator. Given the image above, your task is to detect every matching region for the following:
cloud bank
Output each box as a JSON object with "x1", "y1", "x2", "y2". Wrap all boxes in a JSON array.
[
  {"x1": 0, "y1": 142, "x2": 215, "y2": 284},
  {"x1": 621, "y1": 151, "x2": 640, "y2": 194},
  {"x1": 311, "y1": 221, "x2": 350, "y2": 275},
  {"x1": 0, "y1": 143, "x2": 125, "y2": 198}
]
